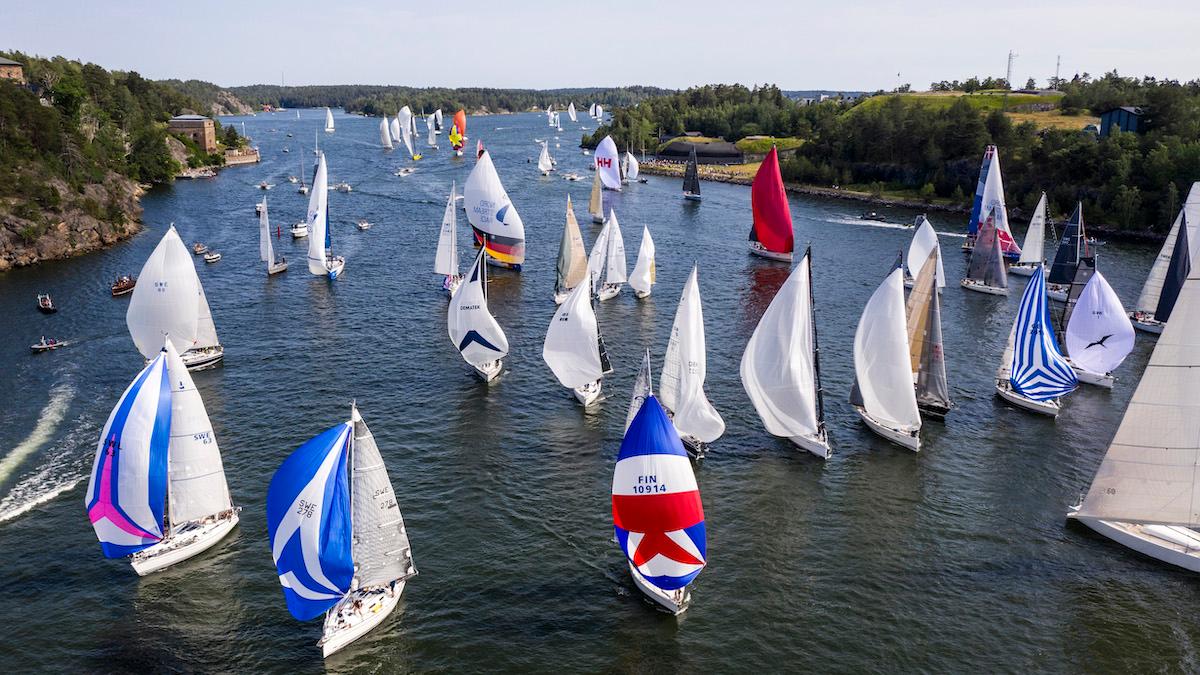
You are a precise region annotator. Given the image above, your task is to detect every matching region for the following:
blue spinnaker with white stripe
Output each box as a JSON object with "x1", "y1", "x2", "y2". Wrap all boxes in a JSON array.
[
  {"x1": 1010, "y1": 266, "x2": 1078, "y2": 400},
  {"x1": 267, "y1": 422, "x2": 354, "y2": 621}
]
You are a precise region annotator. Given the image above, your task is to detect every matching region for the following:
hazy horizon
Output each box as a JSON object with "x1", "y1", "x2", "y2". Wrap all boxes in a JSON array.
[{"x1": 3, "y1": 0, "x2": 1198, "y2": 91}]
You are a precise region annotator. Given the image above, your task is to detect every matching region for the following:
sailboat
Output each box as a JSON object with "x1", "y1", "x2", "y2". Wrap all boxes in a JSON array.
[
  {"x1": 596, "y1": 104, "x2": 604, "y2": 120},
  {"x1": 960, "y1": 206, "x2": 1009, "y2": 295},
  {"x1": 449, "y1": 110, "x2": 466, "y2": 157},
  {"x1": 465, "y1": 150, "x2": 526, "y2": 271},
  {"x1": 624, "y1": 149, "x2": 640, "y2": 183},
  {"x1": 426, "y1": 115, "x2": 438, "y2": 150},
  {"x1": 259, "y1": 197, "x2": 288, "y2": 275},
  {"x1": 397, "y1": 106, "x2": 421, "y2": 161},
  {"x1": 596, "y1": 210, "x2": 627, "y2": 301},
  {"x1": 1129, "y1": 183, "x2": 1199, "y2": 333},
  {"x1": 1067, "y1": 258, "x2": 1200, "y2": 572},
  {"x1": 87, "y1": 338, "x2": 240, "y2": 577},
  {"x1": 1046, "y1": 203, "x2": 1091, "y2": 302},
  {"x1": 963, "y1": 145, "x2": 1020, "y2": 259},
  {"x1": 537, "y1": 142, "x2": 555, "y2": 175},
  {"x1": 994, "y1": 265, "x2": 1078, "y2": 416},
  {"x1": 589, "y1": 103, "x2": 598, "y2": 119},
  {"x1": 906, "y1": 248, "x2": 952, "y2": 419},
  {"x1": 567, "y1": 101, "x2": 577, "y2": 123},
  {"x1": 266, "y1": 402, "x2": 417, "y2": 658},
  {"x1": 1010, "y1": 193, "x2": 1049, "y2": 276},
  {"x1": 740, "y1": 247, "x2": 830, "y2": 458},
  {"x1": 629, "y1": 226, "x2": 656, "y2": 299},
  {"x1": 851, "y1": 264, "x2": 921, "y2": 450},
  {"x1": 682, "y1": 146, "x2": 701, "y2": 201},
  {"x1": 613, "y1": 394, "x2": 706, "y2": 614},
  {"x1": 306, "y1": 152, "x2": 345, "y2": 280},
  {"x1": 390, "y1": 114, "x2": 402, "y2": 145},
  {"x1": 435, "y1": 182, "x2": 463, "y2": 296},
  {"x1": 447, "y1": 247, "x2": 509, "y2": 381},
  {"x1": 903, "y1": 216, "x2": 946, "y2": 290},
  {"x1": 297, "y1": 154, "x2": 310, "y2": 197},
  {"x1": 595, "y1": 136, "x2": 622, "y2": 191},
  {"x1": 1062, "y1": 267, "x2": 1134, "y2": 388},
  {"x1": 747, "y1": 147, "x2": 793, "y2": 261},
  {"x1": 127, "y1": 226, "x2": 223, "y2": 370},
  {"x1": 379, "y1": 116, "x2": 393, "y2": 150},
  {"x1": 553, "y1": 195, "x2": 589, "y2": 305},
  {"x1": 625, "y1": 349, "x2": 653, "y2": 432},
  {"x1": 660, "y1": 266, "x2": 725, "y2": 458},
  {"x1": 543, "y1": 280, "x2": 611, "y2": 406},
  {"x1": 588, "y1": 171, "x2": 605, "y2": 223},
  {"x1": 433, "y1": 108, "x2": 443, "y2": 134},
  {"x1": 323, "y1": 107, "x2": 335, "y2": 133}
]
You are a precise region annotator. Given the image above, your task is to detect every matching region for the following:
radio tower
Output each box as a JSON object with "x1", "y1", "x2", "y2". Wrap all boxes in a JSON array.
[
  {"x1": 1054, "y1": 55, "x2": 1061, "y2": 90},
  {"x1": 1006, "y1": 50, "x2": 1018, "y2": 89}
]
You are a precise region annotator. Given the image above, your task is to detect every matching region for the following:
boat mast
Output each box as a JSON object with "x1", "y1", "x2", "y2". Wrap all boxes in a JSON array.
[{"x1": 807, "y1": 246, "x2": 826, "y2": 430}]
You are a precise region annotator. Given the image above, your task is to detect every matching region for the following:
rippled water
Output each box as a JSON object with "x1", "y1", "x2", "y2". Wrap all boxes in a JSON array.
[{"x1": 0, "y1": 109, "x2": 1194, "y2": 672}]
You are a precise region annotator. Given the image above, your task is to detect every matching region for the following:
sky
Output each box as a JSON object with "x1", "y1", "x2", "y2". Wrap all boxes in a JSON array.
[{"x1": 3, "y1": 0, "x2": 1198, "y2": 91}]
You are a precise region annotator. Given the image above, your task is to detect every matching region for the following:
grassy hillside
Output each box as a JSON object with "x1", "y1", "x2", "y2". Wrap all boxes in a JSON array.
[{"x1": 847, "y1": 90, "x2": 1064, "y2": 116}]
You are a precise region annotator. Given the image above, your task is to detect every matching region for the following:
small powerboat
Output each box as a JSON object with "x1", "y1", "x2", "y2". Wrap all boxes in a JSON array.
[
  {"x1": 860, "y1": 212, "x2": 887, "y2": 222},
  {"x1": 291, "y1": 222, "x2": 309, "y2": 238},
  {"x1": 30, "y1": 336, "x2": 66, "y2": 353},
  {"x1": 334, "y1": 182, "x2": 352, "y2": 193},
  {"x1": 203, "y1": 252, "x2": 222, "y2": 263},
  {"x1": 255, "y1": 202, "x2": 265, "y2": 216},
  {"x1": 563, "y1": 172, "x2": 582, "y2": 182},
  {"x1": 192, "y1": 242, "x2": 209, "y2": 255},
  {"x1": 394, "y1": 168, "x2": 416, "y2": 177},
  {"x1": 36, "y1": 294, "x2": 56, "y2": 314},
  {"x1": 298, "y1": 185, "x2": 309, "y2": 195},
  {"x1": 357, "y1": 220, "x2": 372, "y2": 231},
  {"x1": 287, "y1": 175, "x2": 298, "y2": 183},
  {"x1": 110, "y1": 275, "x2": 137, "y2": 297},
  {"x1": 258, "y1": 181, "x2": 274, "y2": 190}
]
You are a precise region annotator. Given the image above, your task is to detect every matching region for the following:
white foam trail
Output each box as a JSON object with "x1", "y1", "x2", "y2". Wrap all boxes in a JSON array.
[
  {"x1": 0, "y1": 476, "x2": 82, "y2": 524},
  {"x1": 0, "y1": 383, "x2": 74, "y2": 484}
]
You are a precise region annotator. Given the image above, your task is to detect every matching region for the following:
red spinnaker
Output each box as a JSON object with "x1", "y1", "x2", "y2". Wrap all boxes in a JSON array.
[{"x1": 750, "y1": 147, "x2": 794, "y2": 254}]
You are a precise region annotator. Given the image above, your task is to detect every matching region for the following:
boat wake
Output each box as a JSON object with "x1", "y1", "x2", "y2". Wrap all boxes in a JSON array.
[
  {"x1": 0, "y1": 382, "x2": 74, "y2": 485},
  {"x1": 0, "y1": 382, "x2": 88, "y2": 526},
  {"x1": 826, "y1": 216, "x2": 969, "y2": 238}
]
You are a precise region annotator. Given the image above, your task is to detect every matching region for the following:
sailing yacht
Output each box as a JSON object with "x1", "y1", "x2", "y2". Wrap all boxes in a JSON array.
[
  {"x1": 682, "y1": 146, "x2": 701, "y2": 201},
  {"x1": 1128, "y1": 182, "x2": 1199, "y2": 333},
  {"x1": 613, "y1": 395, "x2": 706, "y2": 614},
  {"x1": 748, "y1": 147, "x2": 794, "y2": 261},
  {"x1": 960, "y1": 206, "x2": 1009, "y2": 295},
  {"x1": 397, "y1": 106, "x2": 422, "y2": 161},
  {"x1": 306, "y1": 152, "x2": 345, "y2": 280},
  {"x1": 379, "y1": 116, "x2": 393, "y2": 150},
  {"x1": 553, "y1": 195, "x2": 589, "y2": 304},
  {"x1": 426, "y1": 116, "x2": 438, "y2": 149},
  {"x1": 906, "y1": 248, "x2": 952, "y2": 419},
  {"x1": 903, "y1": 216, "x2": 945, "y2": 290},
  {"x1": 324, "y1": 107, "x2": 335, "y2": 133},
  {"x1": 963, "y1": 145, "x2": 1020, "y2": 259},
  {"x1": 266, "y1": 403, "x2": 417, "y2": 658},
  {"x1": 595, "y1": 210, "x2": 627, "y2": 301},
  {"x1": 259, "y1": 197, "x2": 288, "y2": 275},
  {"x1": 1010, "y1": 193, "x2": 1049, "y2": 276},
  {"x1": 544, "y1": 280, "x2": 612, "y2": 406},
  {"x1": 538, "y1": 142, "x2": 555, "y2": 175},
  {"x1": 447, "y1": 247, "x2": 509, "y2": 381},
  {"x1": 623, "y1": 149, "x2": 640, "y2": 184},
  {"x1": 1068, "y1": 259, "x2": 1200, "y2": 572},
  {"x1": 660, "y1": 266, "x2": 725, "y2": 458},
  {"x1": 595, "y1": 136, "x2": 622, "y2": 191},
  {"x1": 465, "y1": 150, "x2": 526, "y2": 271},
  {"x1": 567, "y1": 102, "x2": 577, "y2": 123},
  {"x1": 588, "y1": 171, "x2": 605, "y2": 223},
  {"x1": 435, "y1": 182, "x2": 463, "y2": 296},
  {"x1": 741, "y1": 247, "x2": 830, "y2": 458},
  {"x1": 628, "y1": 226, "x2": 656, "y2": 299},
  {"x1": 86, "y1": 340, "x2": 239, "y2": 575},
  {"x1": 449, "y1": 110, "x2": 466, "y2": 156},
  {"x1": 1062, "y1": 267, "x2": 1134, "y2": 388},
  {"x1": 851, "y1": 264, "x2": 921, "y2": 450},
  {"x1": 127, "y1": 226, "x2": 223, "y2": 370},
  {"x1": 994, "y1": 265, "x2": 1078, "y2": 415},
  {"x1": 1046, "y1": 203, "x2": 1091, "y2": 302}
]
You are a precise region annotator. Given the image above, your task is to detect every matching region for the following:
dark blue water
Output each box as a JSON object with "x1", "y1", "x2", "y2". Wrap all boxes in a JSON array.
[{"x1": 0, "y1": 109, "x2": 1193, "y2": 673}]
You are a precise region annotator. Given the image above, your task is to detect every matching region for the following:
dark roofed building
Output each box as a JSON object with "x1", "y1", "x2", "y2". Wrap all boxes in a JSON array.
[
  {"x1": 1099, "y1": 106, "x2": 1143, "y2": 137},
  {"x1": 0, "y1": 57, "x2": 24, "y2": 83}
]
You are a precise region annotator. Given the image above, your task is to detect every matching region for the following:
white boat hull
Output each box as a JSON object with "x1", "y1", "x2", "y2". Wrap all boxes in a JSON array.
[
  {"x1": 291, "y1": 225, "x2": 308, "y2": 238},
  {"x1": 1047, "y1": 284, "x2": 1069, "y2": 302},
  {"x1": 598, "y1": 284, "x2": 621, "y2": 302},
  {"x1": 326, "y1": 257, "x2": 346, "y2": 281},
  {"x1": 181, "y1": 346, "x2": 224, "y2": 371},
  {"x1": 789, "y1": 431, "x2": 831, "y2": 460},
  {"x1": 320, "y1": 581, "x2": 406, "y2": 658},
  {"x1": 131, "y1": 511, "x2": 239, "y2": 576},
  {"x1": 683, "y1": 193, "x2": 702, "y2": 202},
  {"x1": 995, "y1": 380, "x2": 1060, "y2": 416},
  {"x1": 628, "y1": 562, "x2": 689, "y2": 615},
  {"x1": 748, "y1": 242, "x2": 792, "y2": 262},
  {"x1": 268, "y1": 261, "x2": 289, "y2": 275},
  {"x1": 1008, "y1": 262, "x2": 1039, "y2": 276},
  {"x1": 1129, "y1": 312, "x2": 1164, "y2": 335},
  {"x1": 572, "y1": 380, "x2": 602, "y2": 406},
  {"x1": 1069, "y1": 510, "x2": 1200, "y2": 573},
  {"x1": 959, "y1": 279, "x2": 1009, "y2": 296},
  {"x1": 633, "y1": 289, "x2": 651, "y2": 299},
  {"x1": 853, "y1": 405, "x2": 920, "y2": 451},
  {"x1": 1068, "y1": 360, "x2": 1115, "y2": 388},
  {"x1": 474, "y1": 359, "x2": 503, "y2": 382}
]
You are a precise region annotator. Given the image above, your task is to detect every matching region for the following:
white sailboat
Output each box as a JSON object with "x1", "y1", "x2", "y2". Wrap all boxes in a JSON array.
[
  {"x1": 447, "y1": 246, "x2": 509, "y2": 381},
  {"x1": 433, "y1": 108, "x2": 443, "y2": 134},
  {"x1": 1128, "y1": 182, "x2": 1200, "y2": 334},
  {"x1": 1063, "y1": 269, "x2": 1135, "y2": 388},
  {"x1": 324, "y1": 107, "x2": 335, "y2": 133},
  {"x1": 567, "y1": 101, "x2": 577, "y2": 123},
  {"x1": 379, "y1": 116, "x2": 393, "y2": 150},
  {"x1": 904, "y1": 215, "x2": 945, "y2": 290},
  {"x1": 588, "y1": 171, "x2": 605, "y2": 224},
  {"x1": 390, "y1": 114, "x2": 402, "y2": 145},
  {"x1": 851, "y1": 265, "x2": 921, "y2": 450},
  {"x1": 543, "y1": 280, "x2": 610, "y2": 406},
  {"x1": 628, "y1": 226, "x2": 656, "y2": 299},
  {"x1": 554, "y1": 195, "x2": 589, "y2": 305},
  {"x1": 660, "y1": 266, "x2": 725, "y2": 458},
  {"x1": 259, "y1": 197, "x2": 288, "y2": 275},
  {"x1": 465, "y1": 150, "x2": 526, "y2": 270},
  {"x1": 595, "y1": 210, "x2": 627, "y2": 301},
  {"x1": 960, "y1": 206, "x2": 1009, "y2": 295},
  {"x1": 306, "y1": 152, "x2": 345, "y2": 280},
  {"x1": 127, "y1": 225, "x2": 223, "y2": 370},
  {"x1": 426, "y1": 115, "x2": 438, "y2": 149},
  {"x1": 741, "y1": 247, "x2": 830, "y2": 458},
  {"x1": 537, "y1": 142, "x2": 554, "y2": 175},
  {"x1": 1010, "y1": 193, "x2": 1048, "y2": 276},
  {"x1": 435, "y1": 183, "x2": 463, "y2": 296},
  {"x1": 995, "y1": 265, "x2": 1078, "y2": 415},
  {"x1": 624, "y1": 150, "x2": 640, "y2": 183}
]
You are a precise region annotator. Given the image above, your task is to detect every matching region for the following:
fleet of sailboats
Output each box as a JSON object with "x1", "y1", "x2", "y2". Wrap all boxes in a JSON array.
[
  {"x1": 660, "y1": 267, "x2": 724, "y2": 458},
  {"x1": 747, "y1": 147, "x2": 793, "y2": 261},
  {"x1": 447, "y1": 247, "x2": 509, "y2": 381}
]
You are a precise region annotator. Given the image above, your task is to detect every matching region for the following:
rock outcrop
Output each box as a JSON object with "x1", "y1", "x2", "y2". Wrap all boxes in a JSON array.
[{"x1": 210, "y1": 90, "x2": 254, "y2": 116}]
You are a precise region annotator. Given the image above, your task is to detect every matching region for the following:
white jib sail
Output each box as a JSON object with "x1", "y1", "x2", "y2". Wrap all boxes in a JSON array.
[
  {"x1": 543, "y1": 281, "x2": 603, "y2": 388},
  {"x1": 626, "y1": 152, "x2": 640, "y2": 180},
  {"x1": 587, "y1": 221, "x2": 612, "y2": 291},
  {"x1": 126, "y1": 226, "x2": 200, "y2": 359},
  {"x1": 448, "y1": 248, "x2": 509, "y2": 367},
  {"x1": 164, "y1": 340, "x2": 232, "y2": 526},
  {"x1": 390, "y1": 115, "x2": 402, "y2": 144},
  {"x1": 351, "y1": 406, "x2": 415, "y2": 588},
  {"x1": 380, "y1": 117, "x2": 393, "y2": 149},
  {"x1": 435, "y1": 182, "x2": 459, "y2": 277},
  {"x1": 306, "y1": 152, "x2": 330, "y2": 275},
  {"x1": 1066, "y1": 270, "x2": 1135, "y2": 374},
  {"x1": 567, "y1": 102, "x2": 577, "y2": 123},
  {"x1": 629, "y1": 227, "x2": 656, "y2": 295},
  {"x1": 324, "y1": 107, "x2": 335, "y2": 131},
  {"x1": 854, "y1": 268, "x2": 921, "y2": 432},
  {"x1": 741, "y1": 252, "x2": 821, "y2": 440},
  {"x1": 605, "y1": 210, "x2": 628, "y2": 284},
  {"x1": 625, "y1": 350, "x2": 653, "y2": 432},
  {"x1": 660, "y1": 266, "x2": 725, "y2": 443},
  {"x1": 1134, "y1": 182, "x2": 1200, "y2": 313},
  {"x1": 1017, "y1": 193, "x2": 1048, "y2": 264},
  {"x1": 538, "y1": 142, "x2": 553, "y2": 173},
  {"x1": 907, "y1": 216, "x2": 945, "y2": 288}
]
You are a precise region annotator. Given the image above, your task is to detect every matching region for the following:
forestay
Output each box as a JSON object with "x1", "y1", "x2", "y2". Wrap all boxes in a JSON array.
[
  {"x1": 1065, "y1": 270, "x2": 1135, "y2": 374},
  {"x1": 543, "y1": 282, "x2": 603, "y2": 388},
  {"x1": 660, "y1": 267, "x2": 725, "y2": 443}
]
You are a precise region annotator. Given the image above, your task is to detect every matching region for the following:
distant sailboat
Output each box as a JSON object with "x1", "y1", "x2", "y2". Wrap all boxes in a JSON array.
[
  {"x1": 595, "y1": 136, "x2": 622, "y2": 191},
  {"x1": 447, "y1": 247, "x2": 509, "y2": 381},
  {"x1": 682, "y1": 146, "x2": 701, "y2": 201},
  {"x1": 624, "y1": 150, "x2": 640, "y2": 183},
  {"x1": 426, "y1": 115, "x2": 438, "y2": 149},
  {"x1": 306, "y1": 152, "x2": 345, "y2": 280},
  {"x1": 397, "y1": 106, "x2": 421, "y2": 160},
  {"x1": 1046, "y1": 203, "x2": 1091, "y2": 302},
  {"x1": 567, "y1": 101, "x2": 577, "y2": 123},
  {"x1": 433, "y1": 108, "x2": 443, "y2": 134},
  {"x1": 127, "y1": 225, "x2": 223, "y2": 370},
  {"x1": 588, "y1": 171, "x2": 605, "y2": 224},
  {"x1": 1063, "y1": 267, "x2": 1134, "y2": 388},
  {"x1": 324, "y1": 107, "x2": 335, "y2": 133},
  {"x1": 903, "y1": 215, "x2": 945, "y2": 290},
  {"x1": 543, "y1": 280, "x2": 610, "y2": 406},
  {"x1": 628, "y1": 226, "x2": 656, "y2": 299},
  {"x1": 963, "y1": 145, "x2": 1020, "y2": 259},
  {"x1": 960, "y1": 206, "x2": 1009, "y2": 295},
  {"x1": 390, "y1": 114, "x2": 402, "y2": 145},
  {"x1": 449, "y1": 110, "x2": 466, "y2": 156},
  {"x1": 1129, "y1": 183, "x2": 1199, "y2": 333},
  {"x1": 435, "y1": 182, "x2": 463, "y2": 296},
  {"x1": 465, "y1": 150, "x2": 526, "y2": 271},
  {"x1": 612, "y1": 394, "x2": 706, "y2": 614},
  {"x1": 851, "y1": 264, "x2": 921, "y2": 450},
  {"x1": 906, "y1": 248, "x2": 951, "y2": 419},
  {"x1": 266, "y1": 403, "x2": 417, "y2": 658},
  {"x1": 379, "y1": 116, "x2": 393, "y2": 150},
  {"x1": 537, "y1": 142, "x2": 554, "y2": 175},
  {"x1": 747, "y1": 147, "x2": 793, "y2": 261},
  {"x1": 741, "y1": 246, "x2": 830, "y2": 458},
  {"x1": 259, "y1": 197, "x2": 288, "y2": 275},
  {"x1": 596, "y1": 210, "x2": 627, "y2": 301},
  {"x1": 995, "y1": 265, "x2": 1078, "y2": 416},
  {"x1": 554, "y1": 195, "x2": 589, "y2": 305},
  {"x1": 1010, "y1": 193, "x2": 1049, "y2": 276},
  {"x1": 660, "y1": 266, "x2": 724, "y2": 458}
]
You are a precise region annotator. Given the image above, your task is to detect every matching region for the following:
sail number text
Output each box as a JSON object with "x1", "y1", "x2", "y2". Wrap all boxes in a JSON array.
[{"x1": 632, "y1": 475, "x2": 668, "y2": 494}]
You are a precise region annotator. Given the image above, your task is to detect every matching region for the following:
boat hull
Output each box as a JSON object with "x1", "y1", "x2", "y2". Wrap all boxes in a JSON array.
[
  {"x1": 181, "y1": 346, "x2": 224, "y2": 371},
  {"x1": 959, "y1": 279, "x2": 1009, "y2": 296},
  {"x1": 291, "y1": 224, "x2": 308, "y2": 239},
  {"x1": 326, "y1": 257, "x2": 346, "y2": 280},
  {"x1": 852, "y1": 405, "x2": 919, "y2": 451},
  {"x1": 473, "y1": 359, "x2": 503, "y2": 382},
  {"x1": 683, "y1": 193, "x2": 702, "y2": 202},
  {"x1": 1008, "y1": 262, "x2": 1039, "y2": 277},
  {"x1": 1046, "y1": 284, "x2": 1069, "y2": 302},
  {"x1": 628, "y1": 562, "x2": 689, "y2": 615},
  {"x1": 994, "y1": 380, "x2": 1060, "y2": 416},
  {"x1": 320, "y1": 581, "x2": 406, "y2": 658},
  {"x1": 598, "y1": 284, "x2": 621, "y2": 302},
  {"x1": 572, "y1": 380, "x2": 602, "y2": 406},
  {"x1": 1068, "y1": 510, "x2": 1200, "y2": 573},
  {"x1": 268, "y1": 261, "x2": 288, "y2": 275},
  {"x1": 917, "y1": 400, "x2": 951, "y2": 420},
  {"x1": 1129, "y1": 312, "x2": 1164, "y2": 335},
  {"x1": 1068, "y1": 361, "x2": 1114, "y2": 388},
  {"x1": 788, "y1": 431, "x2": 831, "y2": 460},
  {"x1": 633, "y1": 289, "x2": 651, "y2": 299},
  {"x1": 131, "y1": 511, "x2": 239, "y2": 576},
  {"x1": 748, "y1": 242, "x2": 793, "y2": 262}
]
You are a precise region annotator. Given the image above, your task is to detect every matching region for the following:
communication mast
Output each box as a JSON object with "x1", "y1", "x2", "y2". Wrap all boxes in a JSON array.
[{"x1": 1006, "y1": 50, "x2": 1019, "y2": 89}]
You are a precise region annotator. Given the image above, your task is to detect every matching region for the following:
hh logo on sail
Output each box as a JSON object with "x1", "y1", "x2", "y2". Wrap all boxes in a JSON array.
[{"x1": 596, "y1": 157, "x2": 612, "y2": 168}]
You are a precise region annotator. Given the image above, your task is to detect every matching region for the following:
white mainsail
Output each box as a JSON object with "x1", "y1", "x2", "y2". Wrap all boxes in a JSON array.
[
  {"x1": 351, "y1": 404, "x2": 416, "y2": 588},
  {"x1": 1133, "y1": 182, "x2": 1200, "y2": 315},
  {"x1": 427, "y1": 118, "x2": 437, "y2": 148},
  {"x1": 324, "y1": 107, "x2": 335, "y2": 132},
  {"x1": 906, "y1": 216, "x2": 945, "y2": 288},
  {"x1": 587, "y1": 220, "x2": 612, "y2": 292},
  {"x1": 625, "y1": 349, "x2": 653, "y2": 432},
  {"x1": 164, "y1": 340, "x2": 232, "y2": 526},
  {"x1": 306, "y1": 152, "x2": 330, "y2": 275},
  {"x1": 1017, "y1": 193, "x2": 1048, "y2": 265},
  {"x1": 259, "y1": 197, "x2": 272, "y2": 263},
  {"x1": 448, "y1": 248, "x2": 509, "y2": 367},
  {"x1": 433, "y1": 108, "x2": 443, "y2": 132},
  {"x1": 398, "y1": 106, "x2": 416, "y2": 157},
  {"x1": 1065, "y1": 270, "x2": 1135, "y2": 375},
  {"x1": 435, "y1": 182, "x2": 459, "y2": 278},
  {"x1": 538, "y1": 142, "x2": 553, "y2": 174},
  {"x1": 629, "y1": 227, "x2": 656, "y2": 296},
  {"x1": 126, "y1": 226, "x2": 201, "y2": 359},
  {"x1": 567, "y1": 102, "x2": 577, "y2": 123},
  {"x1": 853, "y1": 268, "x2": 921, "y2": 433},
  {"x1": 660, "y1": 266, "x2": 725, "y2": 444},
  {"x1": 625, "y1": 152, "x2": 640, "y2": 181},
  {"x1": 390, "y1": 115, "x2": 402, "y2": 144},
  {"x1": 543, "y1": 281, "x2": 603, "y2": 388},
  {"x1": 605, "y1": 210, "x2": 628, "y2": 285},
  {"x1": 379, "y1": 116, "x2": 393, "y2": 149}
]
